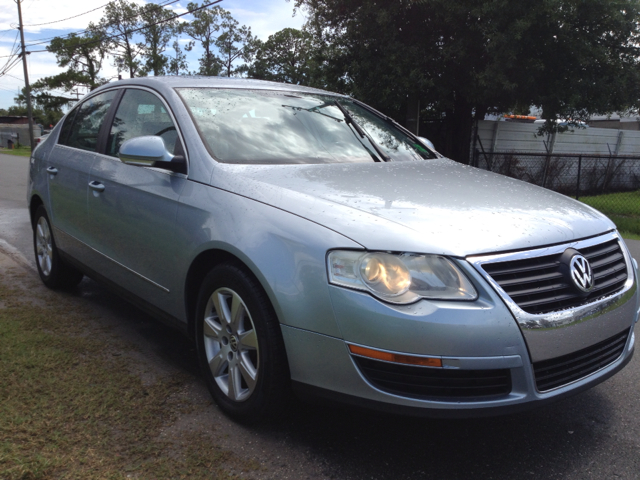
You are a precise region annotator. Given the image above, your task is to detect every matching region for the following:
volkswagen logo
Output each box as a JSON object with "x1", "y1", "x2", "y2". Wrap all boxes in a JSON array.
[{"x1": 570, "y1": 255, "x2": 594, "y2": 292}]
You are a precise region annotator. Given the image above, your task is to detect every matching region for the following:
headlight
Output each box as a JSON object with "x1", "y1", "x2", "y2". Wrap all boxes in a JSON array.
[{"x1": 327, "y1": 250, "x2": 477, "y2": 304}]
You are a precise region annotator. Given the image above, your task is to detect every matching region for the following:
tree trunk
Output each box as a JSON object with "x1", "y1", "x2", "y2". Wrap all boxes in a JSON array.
[{"x1": 442, "y1": 98, "x2": 473, "y2": 164}]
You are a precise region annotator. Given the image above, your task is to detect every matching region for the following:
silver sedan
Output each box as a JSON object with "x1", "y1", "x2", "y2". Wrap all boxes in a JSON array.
[{"x1": 28, "y1": 77, "x2": 639, "y2": 422}]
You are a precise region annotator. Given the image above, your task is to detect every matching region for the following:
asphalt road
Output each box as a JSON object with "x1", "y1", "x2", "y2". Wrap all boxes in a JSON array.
[{"x1": 1, "y1": 151, "x2": 639, "y2": 480}]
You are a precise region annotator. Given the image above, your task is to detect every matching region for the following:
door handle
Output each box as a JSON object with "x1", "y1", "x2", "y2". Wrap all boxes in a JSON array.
[
  {"x1": 88, "y1": 181, "x2": 105, "y2": 192},
  {"x1": 46, "y1": 167, "x2": 58, "y2": 175}
]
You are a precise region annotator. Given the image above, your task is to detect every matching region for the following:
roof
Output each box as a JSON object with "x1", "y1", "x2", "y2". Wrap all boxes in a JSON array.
[{"x1": 93, "y1": 75, "x2": 343, "y2": 97}]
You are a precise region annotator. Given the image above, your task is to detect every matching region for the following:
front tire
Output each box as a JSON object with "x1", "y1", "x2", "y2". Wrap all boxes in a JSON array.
[
  {"x1": 33, "y1": 206, "x2": 83, "y2": 289},
  {"x1": 195, "y1": 263, "x2": 290, "y2": 423}
]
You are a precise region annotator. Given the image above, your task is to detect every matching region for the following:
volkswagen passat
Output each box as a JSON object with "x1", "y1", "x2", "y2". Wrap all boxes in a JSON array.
[{"x1": 28, "y1": 77, "x2": 639, "y2": 422}]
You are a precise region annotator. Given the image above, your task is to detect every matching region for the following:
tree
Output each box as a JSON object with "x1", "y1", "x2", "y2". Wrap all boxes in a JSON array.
[
  {"x1": 1, "y1": 103, "x2": 64, "y2": 127},
  {"x1": 168, "y1": 40, "x2": 190, "y2": 75},
  {"x1": 29, "y1": 30, "x2": 107, "y2": 109},
  {"x1": 248, "y1": 28, "x2": 319, "y2": 85},
  {"x1": 183, "y1": 3, "x2": 224, "y2": 76},
  {"x1": 215, "y1": 10, "x2": 254, "y2": 77},
  {"x1": 99, "y1": 0, "x2": 145, "y2": 78},
  {"x1": 139, "y1": 2, "x2": 178, "y2": 76},
  {"x1": 296, "y1": 0, "x2": 640, "y2": 163}
]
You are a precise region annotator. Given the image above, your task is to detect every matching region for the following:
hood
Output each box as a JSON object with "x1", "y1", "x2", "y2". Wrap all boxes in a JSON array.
[{"x1": 211, "y1": 159, "x2": 615, "y2": 257}]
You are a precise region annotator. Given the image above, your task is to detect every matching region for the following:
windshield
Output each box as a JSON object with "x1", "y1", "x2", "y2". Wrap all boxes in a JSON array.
[{"x1": 177, "y1": 88, "x2": 435, "y2": 164}]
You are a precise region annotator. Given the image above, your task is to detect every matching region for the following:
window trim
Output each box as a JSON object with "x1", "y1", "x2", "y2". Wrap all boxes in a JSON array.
[
  {"x1": 57, "y1": 87, "x2": 120, "y2": 152},
  {"x1": 56, "y1": 85, "x2": 189, "y2": 176},
  {"x1": 100, "y1": 86, "x2": 189, "y2": 175},
  {"x1": 57, "y1": 104, "x2": 80, "y2": 146},
  {"x1": 96, "y1": 88, "x2": 125, "y2": 154}
]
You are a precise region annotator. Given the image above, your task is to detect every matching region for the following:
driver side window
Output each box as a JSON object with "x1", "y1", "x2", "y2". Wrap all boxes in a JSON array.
[{"x1": 107, "y1": 89, "x2": 180, "y2": 157}]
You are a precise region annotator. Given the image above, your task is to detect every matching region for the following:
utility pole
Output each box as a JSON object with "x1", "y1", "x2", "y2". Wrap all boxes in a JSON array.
[{"x1": 16, "y1": 0, "x2": 35, "y2": 150}]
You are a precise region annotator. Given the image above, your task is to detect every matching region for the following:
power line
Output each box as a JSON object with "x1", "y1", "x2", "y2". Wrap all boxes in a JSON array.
[
  {"x1": 0, "y1": 84, "x2": 22, "y2": 92},
  {"x1": 0, "y1": 31, "x2": 20, "y2": 71},
  {"x1": 3, "y1": 72, "x2": 23, "y2": 81},
  {"x1": 21, "y1": 2, "x2": 112, "y2": 27},
  {"x1": 24, "y1": 0, "x2": 182, "y2": 47},
  {"x1": 0, "y1": 55, "x2": 22, "y2": 78},
  {"x1": 24, "y1": 0, "x2": 222, "y2": 54}
]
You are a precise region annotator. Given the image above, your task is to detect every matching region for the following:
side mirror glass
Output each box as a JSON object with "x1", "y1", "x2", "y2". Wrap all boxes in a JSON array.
[{"x1": 119, "y1": 135, "x2": 182, "y2": 167}]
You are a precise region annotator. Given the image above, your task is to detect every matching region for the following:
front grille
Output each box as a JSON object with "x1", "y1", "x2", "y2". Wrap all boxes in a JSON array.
[
  {"x1": 533, "y1": 329, "x2": 630, "y2": 391},
  {"x1": 482, "y1": 239, "x2": 628, "y2": 314},
  {"x1": 353, "y1": 356, "x2": 511, "y2": 399}
]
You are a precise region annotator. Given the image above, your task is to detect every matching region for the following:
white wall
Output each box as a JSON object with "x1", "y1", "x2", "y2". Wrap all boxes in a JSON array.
[{"x1": 475, "y1": 121, "x2": 640, "y2": 156}]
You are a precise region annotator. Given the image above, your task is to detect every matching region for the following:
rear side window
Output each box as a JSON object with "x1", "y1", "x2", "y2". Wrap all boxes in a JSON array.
[
  {"x1": 58, "y1": 108, "x2": 78, "y2": 146},
  {"x1": 107, "y1": 89, "x2": 179, "y2": 157},
  {"x1": 61, "y1": 90, "x2": 117, "y2": 152}
]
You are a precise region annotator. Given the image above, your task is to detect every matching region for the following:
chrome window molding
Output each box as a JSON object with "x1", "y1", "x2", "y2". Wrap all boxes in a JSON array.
[{"x1": 468, "y1": 231, "x2": 636, "y2": 330}]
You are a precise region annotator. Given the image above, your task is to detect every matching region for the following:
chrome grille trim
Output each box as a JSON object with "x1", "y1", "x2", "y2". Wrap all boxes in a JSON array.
[
  {"x1": 480, "y1": 238, "x2": 627, "y2": 314},
  {"x1": 468, "y1": 231, "x2": 636, "y2": 330}
]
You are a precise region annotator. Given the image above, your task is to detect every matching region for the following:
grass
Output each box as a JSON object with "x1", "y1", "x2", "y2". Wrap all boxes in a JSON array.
[
  {"x1": 579, "y1": 190, "x2": 640, "y2": 240},
  {"x1": 0, "y1": 267, "x2": 255, "y2": 479},
  {"x1": 0, "y1": 146, "x2": 32, "y2": 157}
]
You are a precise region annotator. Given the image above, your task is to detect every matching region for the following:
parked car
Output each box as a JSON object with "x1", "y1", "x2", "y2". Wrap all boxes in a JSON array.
[
  {"x1": 34, "y1": 133, "x2": 49, "y2": 146},
  {"x1": 28, "y1": 77, "x2": 639, "y2": 422}
]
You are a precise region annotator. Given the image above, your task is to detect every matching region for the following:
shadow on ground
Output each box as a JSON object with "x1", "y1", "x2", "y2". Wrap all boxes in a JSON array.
[{"x1": 61, "y1": 276, "x2": 637, "y2": 480}]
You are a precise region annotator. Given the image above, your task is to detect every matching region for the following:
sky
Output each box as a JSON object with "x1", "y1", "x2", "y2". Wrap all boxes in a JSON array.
[{"x1": 0, "y1": 0, "x2": 306, "y2": 110}]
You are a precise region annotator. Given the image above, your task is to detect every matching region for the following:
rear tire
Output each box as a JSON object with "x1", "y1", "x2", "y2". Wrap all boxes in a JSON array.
[
  {"x1": 195, "y1": 262, "x2": 290, "y2": 423},
  {"x1": 33, "y1": 206, "x2": 83, "y2": 289}
]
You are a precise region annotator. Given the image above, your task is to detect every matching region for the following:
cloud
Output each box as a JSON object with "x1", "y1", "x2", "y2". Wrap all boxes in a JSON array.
[{"x1": 0, "y1": 0, "x2": 308, "y2": 109}]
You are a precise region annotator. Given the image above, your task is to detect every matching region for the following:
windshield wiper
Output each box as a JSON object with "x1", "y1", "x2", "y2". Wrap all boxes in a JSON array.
[
  {"x1": 333, "y1": 100, "x2": 391, "y2": 162},
  {"x1": 281, "y1": 104, "x2": 343, "y2": 123}
]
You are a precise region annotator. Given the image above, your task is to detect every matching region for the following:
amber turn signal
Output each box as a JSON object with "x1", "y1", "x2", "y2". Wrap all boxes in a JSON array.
[{"x1": 348, "y1": 344, "x2": 443, "y2": 367}]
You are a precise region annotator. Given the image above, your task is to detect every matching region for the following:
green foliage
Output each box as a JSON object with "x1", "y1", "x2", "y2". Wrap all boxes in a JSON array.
[
  {"x1": 0, "y1": 144, "x2": 32, "y2": 156},
  {"x1": 215, "y1": 10, "x2": 254, "y2": 77},
  {"x1": 168, "y1": 40, "x2": 189, "y2": 76},
  {"x1": 248, "y1": 28, "x2": 321, "y2": 85},
  {"x1": 296, "y1": 0, "x2": 640, "y2": 162},
  {"x1": 139, "y1": 2, "x2": 178, "y2": 76},
  {"x1": 183, "y1": 3, "x2": 224, "y2": 76},
  {"x1": 98, "y1": 0, "x2": 146, "y2": 78},
  {"x1": 580, "y1": 190, "x2": 640, "y2": 236},
  {"x1": 0, "y1": 104, "x2": 64, "y2": 128},
  {"x1": 14, "y1": 89, "x2": 69, "y2": 121},
  {"x1": 182, "y1": 3, "x2": 253, "y2": 77},
  {"x1": 28, "y1": 31, "x2": 107, "y2": 111}
]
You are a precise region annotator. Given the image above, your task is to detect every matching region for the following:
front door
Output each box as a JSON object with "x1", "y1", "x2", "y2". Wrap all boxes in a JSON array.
[{"x1": 85, "y1": 88, "x2": 187, "y2": 316}]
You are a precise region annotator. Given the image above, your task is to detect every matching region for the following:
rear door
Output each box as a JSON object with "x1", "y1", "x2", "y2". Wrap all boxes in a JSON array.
[{"x1": 46, "y1": 90, "x2": 118, "y2": 263}]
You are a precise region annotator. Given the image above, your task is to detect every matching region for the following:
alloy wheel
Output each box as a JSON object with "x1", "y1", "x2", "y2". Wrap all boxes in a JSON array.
[
  {"x1": 203, "y1": 287, "x2": 260, "y2": 402},
  {"x1": 36, "y1": 216, "x2": 53, "y2": 277}
]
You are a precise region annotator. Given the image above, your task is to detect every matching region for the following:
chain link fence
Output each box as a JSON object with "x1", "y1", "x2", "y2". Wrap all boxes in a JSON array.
[{"x1": 472, "y1": 150, "x2": 640, "y2": 235}]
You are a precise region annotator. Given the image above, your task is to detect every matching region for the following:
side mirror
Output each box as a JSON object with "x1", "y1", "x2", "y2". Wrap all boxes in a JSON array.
[
  {"x1": 119, "y1": 136, "x2": 185, "y2": 172},
  {"x1": 417, "y1": 136, "x2": 436, "y2": 152}
]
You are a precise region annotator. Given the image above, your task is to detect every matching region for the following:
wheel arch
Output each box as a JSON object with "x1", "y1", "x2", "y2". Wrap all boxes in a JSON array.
[
  {"x1": 29, "y1": 194, "x2": 44, "y2": 227},
  {"x1": 184, "y1": 246, "x2": 281, "y2": 341}
]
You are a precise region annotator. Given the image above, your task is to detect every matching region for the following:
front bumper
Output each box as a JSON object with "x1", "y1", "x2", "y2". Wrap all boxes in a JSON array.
[
  {"x1": 282, "y1": 232, "x2": 638, "y2": 416},
  {"x1": 283, "y1": 324, "x2": 635, "y2": 417}
]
